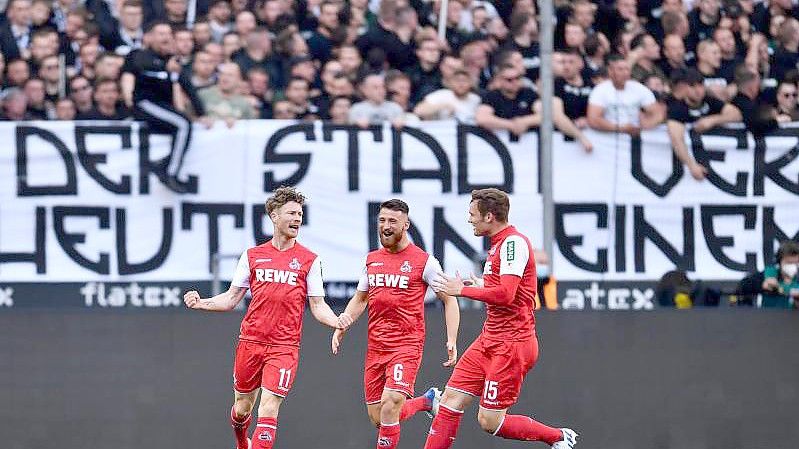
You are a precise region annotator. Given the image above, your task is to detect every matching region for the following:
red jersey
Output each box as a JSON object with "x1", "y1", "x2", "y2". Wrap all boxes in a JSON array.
[
  {"x1": 231, "y1": 240, "x2": 324, "y2": 347},
  {"x1": 356, "y1": 243, "x2": 442, "y2": 352},
  {"x1": 481, "y1": 225, "x2": 537, "y2": 341}
]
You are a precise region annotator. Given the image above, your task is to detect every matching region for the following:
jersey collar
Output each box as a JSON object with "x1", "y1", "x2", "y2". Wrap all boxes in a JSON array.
[{"x1": 490, "y1": 225, "x2": 516, "y2": 246}]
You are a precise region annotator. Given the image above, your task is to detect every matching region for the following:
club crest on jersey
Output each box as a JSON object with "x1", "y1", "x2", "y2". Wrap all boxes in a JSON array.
[
  {"x1": 400, "y1": 260, "x2": 412, "y2": 273},
  {"x1": 289, "y1": 257, "x2": 301, "y2": 270},
  {"x1": 378, "y1": 437, "x2": 392, "y2": 447},
  {"x1": 258, "y1": 431, "x2": 273, "y2": 441}
]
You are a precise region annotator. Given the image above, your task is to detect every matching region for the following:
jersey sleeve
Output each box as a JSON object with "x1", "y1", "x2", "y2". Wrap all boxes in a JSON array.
[
  {"x1": 356, "y1": 256, "x2": 369, "y2": 292},
  {"x1": 498, "y1": 235, "x2": 531, "y2": 277},
  {"x1": 306, "y1": 256, "x2": 325, "y2": 296},
  {"x1": 231, "y1": 251, "x2": 250, "y2": 288},
  {"x1": 422, "y1": 255, "x2": 444, "y2": 286}
]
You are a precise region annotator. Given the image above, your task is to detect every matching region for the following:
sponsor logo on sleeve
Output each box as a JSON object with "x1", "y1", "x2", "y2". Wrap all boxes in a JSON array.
[{"x1": 506, "y1": 241, "x2": 515, "y2": 261}]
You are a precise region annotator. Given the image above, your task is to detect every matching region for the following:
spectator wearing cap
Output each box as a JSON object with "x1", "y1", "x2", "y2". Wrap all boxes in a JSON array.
[
  {"x1": 307, "y1": 1, "x2": 343, "y2": 64},
  {"x1": 22, "y1": 77, "x2": 48, "y2": 119},
  {"x1": 207, "y1": 0, "x2": 233, "y2": 43},
  {"x1": 0, "y1": 0, "x2": 33, "y2": 61},
  {"x1": 54, "y1": 97, "x2": 76, "y2": 119},
  {"x1": 198, "y1": 62, "x2": 255, "y2": 126},
  {"x1": 414, "y1": 68, "x2": 480, "y2": 124},
  {"x1": 728, "y1": 68, "x2": 786, "y2": 135},
  {"x1": 98, "y1": 0, "x2": 143, "y2": 56},
  {"x1": 696, "y1": 40, "x2": 734, "y2": 102},
  {"x1": 587, "y1": 54, "x2": 663, "y2": 136},
  {"x1": 774, "y1": 80, "x2": 799, "y2": 121},
  {"x1": 628, "y1": 32, "x2": 665, "y2": 84},
  {"x1": 348, "y1": 73, "x2": 405, "y2": 128},
  {"x1": 666, "y1": 68, "x2": 739, "y2": 180},
  {"x1": 407, "y1": 36, "x2": 443, "y2": 105},
  {"x1": 77, "y1": 78, "x2": 132, "y2": 120},
  {"x1": 0, "y1": 87, "x2": 33, "y2": 121},
  {"x1": 477, "y1": 64, "x2": 593, "y2": 151},
  {"x1": 233, "y1": 27, "x2": 282, "y2": 90},
  {"x1": 503, "y1": 11, "x2": 540, "y2": 82},
  {"x1": 555, "y1": 48, "x2": 593, "y2": 127}
]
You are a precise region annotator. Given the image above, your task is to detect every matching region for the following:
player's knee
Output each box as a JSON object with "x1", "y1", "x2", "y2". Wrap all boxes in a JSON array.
[
  {"x1": 232, "y1": 403, "x2": 252, "y2": 419},
  {"x1": 380, "y1": 394, "x2": 404, "y2": 417},
  {"x1": 477, "y1": 411, "x2": 501, "y2": 434}
]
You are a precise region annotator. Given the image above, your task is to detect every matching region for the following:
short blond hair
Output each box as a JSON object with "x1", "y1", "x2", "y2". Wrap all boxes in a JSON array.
[{"x1": 265, "y1": 186, "x2": 305, "y2": 215}]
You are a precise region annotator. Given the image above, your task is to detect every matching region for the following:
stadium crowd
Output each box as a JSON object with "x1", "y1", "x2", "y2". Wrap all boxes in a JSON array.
[{"x1": 2, "y1": 0, "x2": 799, "y2": 175}]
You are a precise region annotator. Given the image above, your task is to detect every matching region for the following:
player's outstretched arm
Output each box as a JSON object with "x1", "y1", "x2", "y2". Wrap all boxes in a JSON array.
[
  {"x1": 308, "y1": 296, "x2": 345, "y2": 329},
  {"x1": 331, "y1": 290, "x2": 368, "y2": 355},
  {"x1": 183, "y1": 286, "x2": 247, "y2": 312},
  {"x1": 436, "y1": 291, "x2": 460, "y2": 367},
  {"x1": 431, "y1": 273, "x2": 521, "y2": 306}
]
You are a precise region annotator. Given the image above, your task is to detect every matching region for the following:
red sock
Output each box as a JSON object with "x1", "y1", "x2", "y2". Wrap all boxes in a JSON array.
[
  {"x1": 495, "y1": 414, "x2": 563, "y2": 445},
  {"x1": 400, "y1": 395, "x2": 430, "y2": 421},
  {"x1": 423, "y1": 405, "x2": 463, "y2": 449},
  {"x1": 251, "y1": 417, "x2": 278, "y2": 449},
  {"x1": 230, "y1": 406, "x2": 252, "y2": 449},
  {"x1": 377, "y1": 422, "x2": 401, "y2": 449}
]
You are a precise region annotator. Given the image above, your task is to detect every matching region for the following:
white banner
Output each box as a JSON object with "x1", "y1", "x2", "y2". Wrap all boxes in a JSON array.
[
  {"x1": 553, "y1": 126, "x2": 799, "y2": 281},
  {"x1": 0, "y1": 121, "x2": 541, "y2": 283}
]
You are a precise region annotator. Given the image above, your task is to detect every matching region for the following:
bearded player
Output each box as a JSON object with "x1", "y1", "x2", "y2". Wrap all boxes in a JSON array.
[
  {"x1": 183, "y1": 187, "x2": 346, "y2": 449},
  {"x1": 426, "y1": 188, "x2": 578, "y2": 449},
  {"x1": 331, "y1": 199, "x2": 461, "y2": 449}
]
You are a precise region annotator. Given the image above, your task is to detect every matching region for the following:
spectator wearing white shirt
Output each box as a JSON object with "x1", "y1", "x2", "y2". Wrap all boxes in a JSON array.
[
  {"x1": 587, "y1": 54, "x2": 664, "y2": 135},
  {"x1": 414, "y1": 68, "x2": 480, "y2": 123}
]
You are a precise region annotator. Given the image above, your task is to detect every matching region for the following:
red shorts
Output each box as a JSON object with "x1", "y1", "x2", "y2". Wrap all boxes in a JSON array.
[
  {"x1": 446, "y1": 333, "x2": 538, "y2": 410},
  {"x1": 233, "y1": 340, "x2": 300, "y2": 397},
  {"x1": 363, "y1": 346, "x2": 423, "y2": 404}
]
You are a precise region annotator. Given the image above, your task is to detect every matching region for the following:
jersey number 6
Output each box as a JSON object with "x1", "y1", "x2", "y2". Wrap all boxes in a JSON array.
[{"x1": 393, "y1": 364, "x2": 404, "y2": 382}]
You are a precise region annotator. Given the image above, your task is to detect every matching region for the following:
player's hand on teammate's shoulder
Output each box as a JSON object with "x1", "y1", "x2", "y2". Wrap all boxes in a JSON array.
[{"x1": 183, "y1": 290, "x2": 201, "y2": 309}]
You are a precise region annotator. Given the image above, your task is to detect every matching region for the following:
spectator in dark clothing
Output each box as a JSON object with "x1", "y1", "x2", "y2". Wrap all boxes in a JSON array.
[
  {"x1": 555, "y1": 48, "x2": 593, "y2": 127},
  {"x1": 0, "y1": 0, "x2": 33, "y2": 61},
  {"x1": 306, "y1": 0, "x2": 343, "y2": 64},
  {"x1": 22, "y1": 76, "x2": 48, "y2": 119},
  {"x1": 246, "y1": 67, "x2": 274, "y2": 118},
  {"x1": 407, "y1": 36, "x2": 442, "y2": 105},
  {"x1": 688, "y1": 0, "x2": 722, "y2": 43},
  {"x1": 0, "y1": 87, "x2": 33, "y2": 120},
  {"x1": 714, "y1": 27, "x2": 742, "y2": 82},
  {"x1": 54, "y1": 97, "x2": 77, "y2": 120},
  {"x1": 76, "y1": 78, "x2": 132, "y2": 120},
  {"x1": 772, "y1": 18, "x2": 799, "y2": 82},
  {"x1": 68, "y1": 75, "x2": 94, "y2": 114},
  {"x1": 774, "y1": 80, "x2": 799, "y2": 121},
  {"x1": 504, "y1": 11, "x2": 541, "y2": 81},
  {"x1": 728, "y1": 68, "x2": 787, "y2": 135},
  {"x1": 355, "y1": 0, "x2": 415, "y2": 71},
  {"x1": 232, "y1": 27, "x2": 282, "y2": 89},
  {"x1": 121, "y1": 21, "x2": 206, "y2": 193},
  {"x1": 96, "y1": 0, "x2": 143, "y2": 56},
  {"x1": 5, "y1": 57, "x2": 31, "y2": 88},
  {"x1": 477, "y1": 64, "x2": 592, "y2": 150},
  {"x1": 665, "y1": 68, "x2": 738, "y2": 180},
  {"x1": 696, "y1": 40, "x2": 734, "y2": 101}
]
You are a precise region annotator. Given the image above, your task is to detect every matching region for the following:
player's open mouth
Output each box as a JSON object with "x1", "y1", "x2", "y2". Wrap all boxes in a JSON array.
[{"x1": 289, "y1": 224, "x2": 299, "y2": 230}]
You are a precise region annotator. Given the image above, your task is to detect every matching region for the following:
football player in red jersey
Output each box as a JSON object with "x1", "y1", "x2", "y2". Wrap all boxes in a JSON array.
[
  {"x1": 426, "y1": 188, "x2": 578, "y2": 449},
  {"x1": 331, "y1": 199, "x2": 460, "y2": 449},
  {"x1": 183, "y1": 186, "x2": 346, "y2": 449}
]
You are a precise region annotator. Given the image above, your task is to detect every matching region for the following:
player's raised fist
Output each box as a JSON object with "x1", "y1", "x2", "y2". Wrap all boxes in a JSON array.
[{"x1": 184, "y1": 290, "x2": 201, "y2": 309}]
